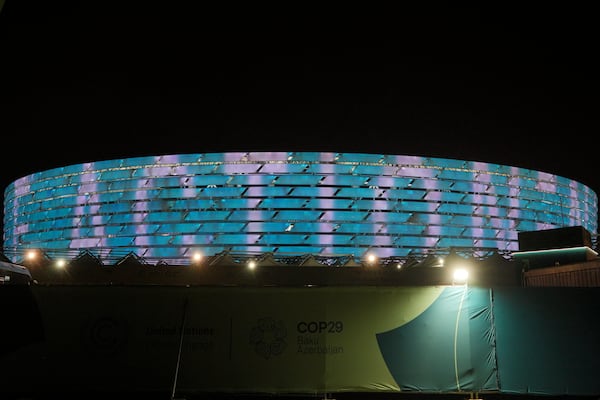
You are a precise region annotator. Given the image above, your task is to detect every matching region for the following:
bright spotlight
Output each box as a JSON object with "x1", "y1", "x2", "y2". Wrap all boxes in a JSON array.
[
  {"x1": 26, "y1": 250, "x2": 37, "y2": 260},
  {"x1": 452, "y1": 268, "x2": 469, "y2": 284},
  {"x1": 55, "y1": 259, "x2": 66, "y2": 268},
  {"x1": 365, "y1": 253, "x2": 377, "y2": 266},
  {"x1": 191, "y1": 251, "x2": 203, "y2": 263},
  {"x1": 248, "y1": 260, "x2": 256, "y2": 270}
]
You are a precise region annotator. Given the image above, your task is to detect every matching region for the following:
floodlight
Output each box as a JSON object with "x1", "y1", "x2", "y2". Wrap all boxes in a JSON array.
[
  {"x1": 452, "y1": 268, "x2": 469, "y2": 284},
  {"x1": 365, "y1": 253, "x2": 377, "y2": 266},
  {"x1": 191, "y1": 251, "x2": 203, "y2": 264}
]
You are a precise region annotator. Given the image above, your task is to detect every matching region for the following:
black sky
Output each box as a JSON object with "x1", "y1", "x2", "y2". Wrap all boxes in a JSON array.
[{"x1": 1, "y1": 3, "x2": 599, "y2": 230}]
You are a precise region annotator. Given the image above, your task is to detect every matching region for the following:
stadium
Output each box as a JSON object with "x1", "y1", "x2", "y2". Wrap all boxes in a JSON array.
[
  {"x1": 2, "y1": 151, "x2": 598, "y2": 265},
  {"x1": 2, "y1": 152, "x2": 600, "y2": 400}
]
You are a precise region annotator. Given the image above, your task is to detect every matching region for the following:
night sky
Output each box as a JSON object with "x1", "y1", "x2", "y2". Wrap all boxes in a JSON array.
[{"x1": 1, "y1": 2, "x2": 599, "y2": 232}]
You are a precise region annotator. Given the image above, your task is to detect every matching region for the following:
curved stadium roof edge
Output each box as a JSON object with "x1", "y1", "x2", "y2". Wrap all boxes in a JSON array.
[{"x1": 3, "y1": 152, "x2": 598, "y2": 264}]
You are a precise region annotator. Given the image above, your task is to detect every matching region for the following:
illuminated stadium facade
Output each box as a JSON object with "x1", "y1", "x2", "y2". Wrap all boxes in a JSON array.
[{"x1": 3, "y1": 152, "x2": 598, "y2": 265}]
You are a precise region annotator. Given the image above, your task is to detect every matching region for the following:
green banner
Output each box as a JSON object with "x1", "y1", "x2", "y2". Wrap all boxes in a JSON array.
[
  {"x1": 2, "y1": 285, "x2": 599, "y2": 396},
  {"x1": 1, "y1": 286, "x2": 446, "y2": 394}
]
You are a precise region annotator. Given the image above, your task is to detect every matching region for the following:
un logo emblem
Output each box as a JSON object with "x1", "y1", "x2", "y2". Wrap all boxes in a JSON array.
[{"x1": 80, "y1": 316, "x2": 128, "y2": 357}]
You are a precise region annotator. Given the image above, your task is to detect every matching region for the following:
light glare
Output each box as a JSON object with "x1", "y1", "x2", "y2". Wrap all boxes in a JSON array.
[
  {"x1": 366, "y1": 253, "x2": 377, "y2": 265},
  {"x1": 453, "y1": 268, "x2": 469, "y2": 283},
  {"x1": 192, "y1": 251, "x2": 203, "y2": 262}
]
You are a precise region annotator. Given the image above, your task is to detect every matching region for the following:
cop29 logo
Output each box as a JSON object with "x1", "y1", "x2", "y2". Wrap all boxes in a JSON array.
[{"x1": 249, "y1": 317, "x2": 287, "y2": 359}]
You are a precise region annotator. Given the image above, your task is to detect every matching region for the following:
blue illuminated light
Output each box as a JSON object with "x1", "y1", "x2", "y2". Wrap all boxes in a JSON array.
[{"x1": 2, "y1": 152, "x2": 597, "y2": 264}]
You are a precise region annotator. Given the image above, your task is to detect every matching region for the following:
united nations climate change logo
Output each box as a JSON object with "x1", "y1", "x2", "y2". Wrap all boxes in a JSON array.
[
  {"x1": 80, "y1": 316, "x2": 128, "y2": 357},
  {"x1": 249, "y1": 317, "x2": 287, "y2": 359}
]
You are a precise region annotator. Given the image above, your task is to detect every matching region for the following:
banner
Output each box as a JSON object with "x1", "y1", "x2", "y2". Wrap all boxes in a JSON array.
[{"x1": 1, "y1": 285, "x2": 599, "y2": 396}]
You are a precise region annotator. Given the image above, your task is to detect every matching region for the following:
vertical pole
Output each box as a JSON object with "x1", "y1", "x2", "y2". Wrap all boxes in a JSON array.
[{"x1": 171, "y1": 297, "x2": 188, "y2": 400}]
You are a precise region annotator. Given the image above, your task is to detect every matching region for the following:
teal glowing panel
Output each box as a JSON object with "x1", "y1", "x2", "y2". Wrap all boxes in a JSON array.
[{"x1": 2, "y1": 152, "x2": 598, "y2": 264}]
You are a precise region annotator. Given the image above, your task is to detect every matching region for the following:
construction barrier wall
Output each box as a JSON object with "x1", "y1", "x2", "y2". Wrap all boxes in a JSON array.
[{"x1": 1, "y1": 285, "x2": 599, "y2": 396}]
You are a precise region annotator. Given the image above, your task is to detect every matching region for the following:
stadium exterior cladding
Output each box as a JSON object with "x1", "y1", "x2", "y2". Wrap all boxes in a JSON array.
[{"x1": 3, "y1": 152, "x2": 598, "y2": 265}]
